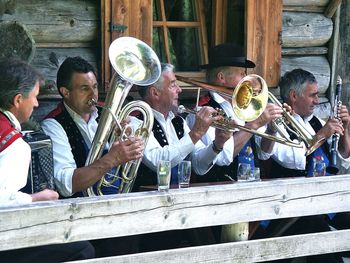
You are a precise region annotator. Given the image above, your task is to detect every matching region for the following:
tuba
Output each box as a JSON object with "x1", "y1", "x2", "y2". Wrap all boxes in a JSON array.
[{"x1": 84, "y1": 37, "x2": 161, "y2": 196}]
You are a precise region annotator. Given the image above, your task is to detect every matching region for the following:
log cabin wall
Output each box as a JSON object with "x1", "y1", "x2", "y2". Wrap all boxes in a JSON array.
[
  {"x1": 0, "y1": 0, "x2": 348, "y2": 124},
  {"x1": 280, "y1": 0, "x2": 337, "y2": 119},
  {"x1": 0, "y1": 0, "x2": 100, "y2": 125}
]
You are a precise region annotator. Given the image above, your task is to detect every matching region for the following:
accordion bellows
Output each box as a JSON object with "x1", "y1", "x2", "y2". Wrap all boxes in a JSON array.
[{"x1": 21, "y1": 131, "x2": 55, "y2": 193}]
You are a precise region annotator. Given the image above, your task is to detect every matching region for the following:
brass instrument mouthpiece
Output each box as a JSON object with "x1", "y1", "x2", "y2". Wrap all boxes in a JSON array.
[
  {"x1": 177, "y1": 105, "x2": 186, "y2": 114},
  {"x1": 87, "y1": 98, "x2": 97, "y2": 106}
]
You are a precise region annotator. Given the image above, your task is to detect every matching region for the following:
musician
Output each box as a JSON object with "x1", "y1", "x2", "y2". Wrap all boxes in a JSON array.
[
  {"x1": 254, "y1": 68, "x2": 350, "y2": 263},
  {"x1": 257, "y1": 68, "x2": 350, "y2": 178},
  {"x1": 0, "y1": 59, "x2": 95, "y2": 261},
  {"x1": 41, "y1": 56, "x2": 144, "y2": 198},
  {"x1": 40, "y1": 56, "x2": 143, "y2": 256},
  {"x1": 133, "y1": 62, "x2": 231, "y2": 189},
  {"x1": 132, "y1": 62, "x2": 231, "y2": 251},
  {"x1": 186, "y1": 43, "x2": 283, "y2": 182}
]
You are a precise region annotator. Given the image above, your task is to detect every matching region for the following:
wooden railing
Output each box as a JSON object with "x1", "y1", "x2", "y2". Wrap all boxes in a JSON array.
[{"x1": 1, "y1": 175, "x2": 350, "y2": 262}]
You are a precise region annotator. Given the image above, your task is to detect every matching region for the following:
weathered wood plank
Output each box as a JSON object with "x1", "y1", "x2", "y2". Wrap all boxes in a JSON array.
[
  {"x1": 281, "y1": 56, "x2": 330, "y2": 94},
  {"x1": 31, "y1": 47, "x2": 98, "y2": 95},
  {"x1": 324, "y1": 0, "x2": 342, "y2": 18},
  {"x1": 282, "y1": 47, "x2": 328, "y2": 55},
  {"x1": 75, "y1": 230, "x2": 350, "y2": 263},
  {"x1": 0, "y1": 0, "x2": 98, "y2": 43},
  {"x1": 1, "y1": 175, "x2": 350, "y2": 251},
  {"x1": 282, "y1": 12, "x2": 333, "y2": 47},
  {"x1": 246, "y1": 0, "x2": 282, "y2": 87},
  {"x1": 283, "y1": 0, "x2": 329, "y2": 6}
]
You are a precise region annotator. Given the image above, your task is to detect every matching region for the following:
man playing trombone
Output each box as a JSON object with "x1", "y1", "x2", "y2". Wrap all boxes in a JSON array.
[
  {"x1": 184, "y1": 43, "x2": 283, "y2": 243},
  {"x1": 186, "y1": 43, "x2": 283, "y2": 183}
]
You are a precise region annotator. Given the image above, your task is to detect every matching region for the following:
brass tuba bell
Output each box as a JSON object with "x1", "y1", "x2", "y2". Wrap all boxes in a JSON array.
[{"x1": 84, "y1": 37, "x2": 161, "y2": 196}]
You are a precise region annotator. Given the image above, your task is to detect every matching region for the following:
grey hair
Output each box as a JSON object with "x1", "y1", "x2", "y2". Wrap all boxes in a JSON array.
[
  {"x1": 139, "y1": 63, "x2": 174, "y2": 99},
  {"x1": 279, "y1": 68, "x2": 317, "y2": 102},
  {"x1": 0, "y1": 59, "x2": 42, "y2": 110}
]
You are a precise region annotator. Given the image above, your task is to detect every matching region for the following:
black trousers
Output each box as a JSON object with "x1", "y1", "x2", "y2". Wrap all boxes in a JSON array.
[
  {"x1": 0, "y1": 241, "x2": 95, "y2": 263},
  {"x1": 90, "y1": 235, "x2": 140, "y2": 257}
]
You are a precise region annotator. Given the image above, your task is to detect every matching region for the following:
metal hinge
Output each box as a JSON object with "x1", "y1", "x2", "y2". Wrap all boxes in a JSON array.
[{"x1": 109, "y1": 22, "x2": 127, "y2": 32}]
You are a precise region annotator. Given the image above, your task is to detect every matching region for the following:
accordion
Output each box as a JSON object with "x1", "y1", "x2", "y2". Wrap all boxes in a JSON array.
[{"x1": 21, "y1": 131, "x2": 55, "y2": 193}]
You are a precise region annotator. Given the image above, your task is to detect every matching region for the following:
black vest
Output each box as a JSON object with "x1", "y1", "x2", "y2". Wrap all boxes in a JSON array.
[
  {"x1": 268, "y1": 116, "x2": 330, "y2": 179},
  {"x1": 196, "y1": 93, "x2": 259, "y2": 182},
  {"x1": 48, "y1": 103, "x2": 102, "y2": 197},
  {"x1": 133, "y1": 115, "x2": 184, "y2": 191}
]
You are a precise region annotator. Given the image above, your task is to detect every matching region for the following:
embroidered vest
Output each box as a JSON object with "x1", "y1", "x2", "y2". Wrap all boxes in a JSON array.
[
  {"x1": 133, "y1": 115, "x2": 184, "y2": 191},
  {"x1": 46, "y1": 102, "x2": 89, "y2": 169},
  {"x1": 196, "y1": 93, "x2": 258, "y2": 182},
  {"x1": 45, "y1": 102, "x2": 115, "y2": 197},
  {"x1": 0, "y1": 112, "x2": 22, "y2": 153}
]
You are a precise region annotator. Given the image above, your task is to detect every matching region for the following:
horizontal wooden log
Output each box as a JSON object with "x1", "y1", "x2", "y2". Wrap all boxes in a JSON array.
[
  {"x1": 31, "y1": 47, "x2": 98, "y2": 95},
  {"x1": 282, "y1": 56, "x2": 330, "y2": 94},
  {"x1": 1, "y1": 0, "x2": 98, "y2": 43},
  {"x1": 89, "y1": 230, "x2": 350, "y2": 263},
  {"x1": 282, "y1": 12, "x2": 333, "y2": 47},
  {"x1": 1, "y1": 175, "x2": 350, "y2": 251},
  {"x1": 282, "y1": 47, "x2": 328, "y2": 55},
  {"x1": 283, "y1": 0, "x2": 328, "y2": 12},
  {"x1": 283, "y1": 0, "x2": 329, "y2": 6}
]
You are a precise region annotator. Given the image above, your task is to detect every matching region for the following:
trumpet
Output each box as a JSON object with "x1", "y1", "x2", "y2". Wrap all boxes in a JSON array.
[{"x1": 176, "y1": 74, "x2": 324, "y2": 155}]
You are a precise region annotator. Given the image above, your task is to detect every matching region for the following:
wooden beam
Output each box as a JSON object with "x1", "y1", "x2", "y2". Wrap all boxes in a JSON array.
[
  {"x1": 153, "y1": 21, "x2": 201, "y2": 27},
  {"x1": 1, "y1": 175, "x2": 350, "y2": 251},
  {"x1": 211, "y1": 0, "x2": 227, "y2": 46},
  {"x1": 324, "y1": 0, "x2": 342, "y2": 18},
  {"x1": 87, "y1": 230, "x2": 350, "y2": 263},
  {"x1": 246, "y1": 0, "x2": 282, "y2": 87}
]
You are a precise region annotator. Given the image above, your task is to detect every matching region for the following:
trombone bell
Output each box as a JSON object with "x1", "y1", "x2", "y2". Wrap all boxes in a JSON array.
[{"x1": 232, "y1": 74, "x2": 268, "y2": 122}]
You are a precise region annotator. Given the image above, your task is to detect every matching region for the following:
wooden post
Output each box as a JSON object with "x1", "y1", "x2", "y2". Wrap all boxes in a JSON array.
[
  {"x1": 324, "y1": 0, "x2": 342, "y2": 18},
  {"x1": 246, "y1": 0, "x2": 282, "y2": 88}
]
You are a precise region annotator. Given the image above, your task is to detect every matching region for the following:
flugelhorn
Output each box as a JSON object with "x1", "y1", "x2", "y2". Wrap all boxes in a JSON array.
[
  {"x1": 84, "y1": 37, "x2": 161, "y2": 196},
  {"x1": 176, "y1": 74, "x2": 323, "y2": 155}
]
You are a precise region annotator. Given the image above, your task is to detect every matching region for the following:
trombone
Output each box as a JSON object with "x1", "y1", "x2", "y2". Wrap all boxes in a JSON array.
[{"x1": 176, "y1": 74, "x2": 324, "y2": 155}]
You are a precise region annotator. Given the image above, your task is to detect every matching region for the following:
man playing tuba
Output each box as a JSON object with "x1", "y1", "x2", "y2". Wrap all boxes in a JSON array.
[{"x1": 41, "y1": 56, "x2": 143, "y2": 256}]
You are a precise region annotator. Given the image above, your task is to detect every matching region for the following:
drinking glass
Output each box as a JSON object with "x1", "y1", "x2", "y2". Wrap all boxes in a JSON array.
[
  {"x1": 178, "y1": 161, "x2": 191, "y2": 188},
  {"x1": 251, "y1": 167, "x2": 261, "y2": 181},
  {"x1": 157, "y1": 160, "x2": 171, "y2": 191},
  {"x1": 237, "y1": 163, "x2": 252, "y2": 182}
]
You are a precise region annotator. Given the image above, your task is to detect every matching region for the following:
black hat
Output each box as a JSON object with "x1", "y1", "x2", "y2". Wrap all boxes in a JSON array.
[{"x1": 200, "y1": 43, "x2": 255, "y2": 69}]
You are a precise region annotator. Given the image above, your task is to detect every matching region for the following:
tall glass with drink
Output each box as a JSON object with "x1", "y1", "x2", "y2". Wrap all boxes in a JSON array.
[{"x1": 157, "y1": 160, "x2": 171, "y2": 191}]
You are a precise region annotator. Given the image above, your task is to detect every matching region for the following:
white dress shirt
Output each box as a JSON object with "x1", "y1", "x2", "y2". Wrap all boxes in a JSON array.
[
  {"x1": 41, "y1": 102, "x2": 99, "y2": 197},
  {"x1": 131, "y1": 109, "x2": 219, "y2": 175},
  {"x1": 256, "y1": 113, "x2": 350, "y2": 170},
  {"x1": 186, "y1": 92, "x2": 240, "y2": 166},
  {"x1": 0, "y1": 110, "x2": 32, "y2": 207}
]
